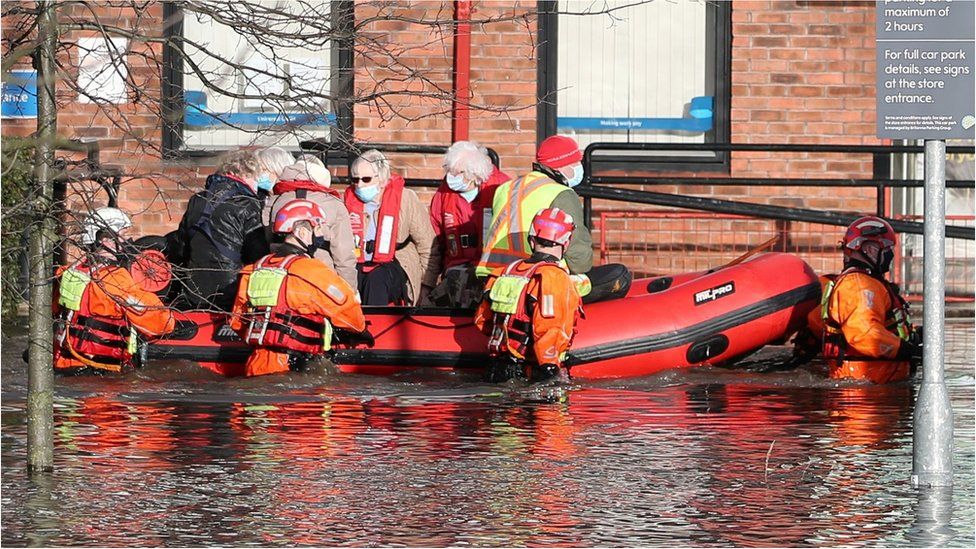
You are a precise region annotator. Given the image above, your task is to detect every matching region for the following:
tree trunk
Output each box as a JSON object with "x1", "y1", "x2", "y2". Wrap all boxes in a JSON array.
[{"x1": 27, "y1": 0, "x2": 59, "y2": 473}]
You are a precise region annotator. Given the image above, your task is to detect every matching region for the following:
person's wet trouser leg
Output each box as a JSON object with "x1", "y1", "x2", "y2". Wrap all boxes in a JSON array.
[{"x1": 484, "y1": 356, "x2": 525, "y2": 383}]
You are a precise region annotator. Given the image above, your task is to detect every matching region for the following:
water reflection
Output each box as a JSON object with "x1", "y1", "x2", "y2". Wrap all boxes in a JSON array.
[
  {"x1": 2, "y1": 323, "x2": 974, "y2": 546},
  {"x1": 908, "y1": 486, "x2": 956, "y2": 546}
]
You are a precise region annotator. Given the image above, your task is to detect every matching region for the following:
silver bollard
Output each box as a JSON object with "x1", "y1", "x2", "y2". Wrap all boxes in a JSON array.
[{"x1": 911, "y1": 139, "x2": 953, "y2": 488}]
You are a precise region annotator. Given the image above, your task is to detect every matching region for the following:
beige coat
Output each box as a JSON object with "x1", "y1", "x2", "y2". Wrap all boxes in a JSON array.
[
  {"x1": 370, "y1": 187, "x2": 440, "y2": 304},
  {"x1": 267, "y1": 189, "x2": 359, "y2": 290}
]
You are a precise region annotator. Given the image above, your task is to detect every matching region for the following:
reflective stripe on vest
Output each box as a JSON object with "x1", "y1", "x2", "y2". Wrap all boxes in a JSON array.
[
  {"x1": 570, "y1": 273, "x2": 592, "y2": 298},
  {"x1": 476, "y1": 173, "x2": 567, "y2": 277}
]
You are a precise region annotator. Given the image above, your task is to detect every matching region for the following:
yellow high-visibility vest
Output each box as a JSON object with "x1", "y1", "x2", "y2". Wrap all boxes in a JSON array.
[{"x1": 475, "y1": 171, "x2": 567, "y2": 277}]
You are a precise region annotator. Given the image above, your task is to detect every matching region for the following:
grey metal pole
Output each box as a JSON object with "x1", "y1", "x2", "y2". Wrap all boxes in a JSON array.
[
  {"x1": 27, "y1": 0, "x2": 58, "y2": 473},
  {"x1": 911, "y1": 139, "x2": 953, "y2": 488}
]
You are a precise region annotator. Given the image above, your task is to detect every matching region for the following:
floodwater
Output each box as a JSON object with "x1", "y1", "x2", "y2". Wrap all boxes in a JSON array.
[{"x1": 1, "y1": 320, "x2": 973, "y2": 547}]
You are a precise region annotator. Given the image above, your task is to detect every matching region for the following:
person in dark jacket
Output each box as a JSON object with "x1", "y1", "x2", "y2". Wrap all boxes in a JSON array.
[{"x1": 174, "y1": 150, "x2": 271, "y2": 310}]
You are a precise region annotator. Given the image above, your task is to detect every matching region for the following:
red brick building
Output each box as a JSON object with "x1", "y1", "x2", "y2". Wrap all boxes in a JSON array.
[{"x1": 2, "y1": 1, "x2": 971, "y2": 288}]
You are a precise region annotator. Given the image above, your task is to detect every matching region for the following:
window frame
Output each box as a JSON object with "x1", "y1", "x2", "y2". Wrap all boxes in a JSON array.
[
  {"x1": 161, "y1": 2, "x2": 354, "y2": 159},
  {"x1": 536, "y1": 0, "x2": 732, "y2": 173}
]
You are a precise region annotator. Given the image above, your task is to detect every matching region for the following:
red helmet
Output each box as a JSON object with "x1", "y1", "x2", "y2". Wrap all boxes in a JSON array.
[
  {"x1": 529, "y1": 207, "x2": 575, "y2": 246},
  {"x1": 842, "y1": 215, "x2": 897, "y2": 271},
  {"x1": 273, "y1": 199, "x2": 326, "y2": 234}
]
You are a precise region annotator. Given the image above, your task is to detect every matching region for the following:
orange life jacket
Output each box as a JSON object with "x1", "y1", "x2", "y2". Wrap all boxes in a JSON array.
[
  {"x1": 484, "y1": 259, "x2": 581, "y2": 361},
  {"x1": 821, "y1": 267, "x2": 911, "y2": 363},
  {"x1": 55, "y1": 264, "x2": 136, "y2": 372},
  {"x1": 343, "y1": 174, "x2": 405, "y2": 265},
  {"x1": 239, "y1": 254, "x2": 331, "y2": 355}
]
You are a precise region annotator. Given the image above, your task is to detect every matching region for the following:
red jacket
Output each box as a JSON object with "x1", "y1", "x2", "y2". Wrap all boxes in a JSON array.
[{"x1": 429, "y1": 167, "x2": 509, "y2": 271}]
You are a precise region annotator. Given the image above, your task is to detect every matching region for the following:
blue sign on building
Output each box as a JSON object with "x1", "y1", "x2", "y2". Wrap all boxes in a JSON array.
[
  {"x1": 183, "y1": 90, "x2": 335, "y2": 129},
  {"x1": 558, "y1": 96, "x2": 713, "y2": 133},
  {"x1": 1, "y1": 70, "x2": 38, "y2": 119}
]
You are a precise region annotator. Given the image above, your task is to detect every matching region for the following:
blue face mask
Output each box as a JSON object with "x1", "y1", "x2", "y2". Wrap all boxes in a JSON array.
[
  {"x1": 446, "y1": 173, "x2": 469, "y2": 193},
  {"x1": 257, "y1": 173, "x2": 274, "y2": 192},
  {"x1": 355, "y1": 184, "x2": 381, "y2": 203},
  {"x1": 459, "y1": 187, "x2": 479, "y2": 203},
  {"x1": 566, "y1": 165, "x2": 584, "y2": 188}
]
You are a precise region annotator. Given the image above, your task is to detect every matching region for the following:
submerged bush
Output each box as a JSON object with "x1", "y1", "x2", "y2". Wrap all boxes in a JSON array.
[{"x1": 1, "y1": 138, "x2": 34, "y2": 319}]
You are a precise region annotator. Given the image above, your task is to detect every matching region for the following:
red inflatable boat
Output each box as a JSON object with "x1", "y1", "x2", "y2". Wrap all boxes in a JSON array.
[{"x1": 147, "y1": 253, "x2": 820, "y2": 379}]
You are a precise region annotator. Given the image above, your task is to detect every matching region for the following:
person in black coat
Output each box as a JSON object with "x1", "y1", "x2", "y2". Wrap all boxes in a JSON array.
[{"x1": 173, "y1": 150, "x2": 273, "y2": 311}]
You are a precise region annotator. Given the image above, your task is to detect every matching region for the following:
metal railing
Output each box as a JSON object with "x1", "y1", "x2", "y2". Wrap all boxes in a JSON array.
[
  {"x1": 300, "y1": 139, "x2": 499, "y2": 188},
  {"x1": 580, "y1": 142, "x2": 976, "y2": 240}
]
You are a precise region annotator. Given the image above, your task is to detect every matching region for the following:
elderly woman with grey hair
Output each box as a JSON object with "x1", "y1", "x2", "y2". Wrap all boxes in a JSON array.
[
  {"x1": 256, "y1": 147, "x2": 294, "y2": 189},
  {"x1": 426, "y1": 141, "x2": 510, "y2": 308},
  {"x1": 342, "y1": 149, "x2": 439, "y2": 305}
]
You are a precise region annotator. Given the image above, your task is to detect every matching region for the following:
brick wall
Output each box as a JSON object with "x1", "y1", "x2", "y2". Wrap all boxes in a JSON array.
[
  {"x1": 730, "y1": 0, "x2": 880, "y2": 213},
  {"x1": 352, "y1": 1, "x2": 538, "y2": 203},
  {"x1": 2, "y1": 0, "x2": 887, "y2": 249}
]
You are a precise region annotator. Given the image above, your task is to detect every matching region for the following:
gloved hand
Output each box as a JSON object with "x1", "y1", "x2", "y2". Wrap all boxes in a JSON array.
[
  {"x1": 790, "y1": 328, "x2": 820, "y2": 365},
  {"x1": 909, "y1": 325, "x2": 923, "y2": 346},
  {"x1": 337, "y1": 329, "x2": 375, "y2": 348},
  {"x1": 895, "y1": 340, "x2": 922, "y2": 361}
]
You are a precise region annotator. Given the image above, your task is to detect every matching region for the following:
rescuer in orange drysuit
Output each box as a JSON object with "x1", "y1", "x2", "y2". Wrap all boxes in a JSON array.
[
  {"x1": 803, "y1": 216, "x2": 921, "y2": 384},
  {"x1": 53, "y1": 207, "x2": 176, "y2": 373},
  {"x1": 230, "y1": 199, "x2": 369, "y2": 377},
  {"x1": 475, "y1": 207, "x2": 585, "y2": 383}
]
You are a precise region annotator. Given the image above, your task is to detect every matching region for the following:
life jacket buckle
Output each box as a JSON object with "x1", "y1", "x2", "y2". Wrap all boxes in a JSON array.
[
  {"x1": 488, "y1": 320, "x2": 507, "y2": 354},
  {"x1": 245, "y1": 308, "x2": 272, "y2": 346}
]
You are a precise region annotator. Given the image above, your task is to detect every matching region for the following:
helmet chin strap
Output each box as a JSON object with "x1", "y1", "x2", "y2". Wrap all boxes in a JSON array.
[{"x1": 846, "y1": 250, "x2": 890, "y2": 277}]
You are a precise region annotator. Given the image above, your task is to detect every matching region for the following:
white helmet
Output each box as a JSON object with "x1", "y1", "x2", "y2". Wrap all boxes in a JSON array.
[{"x1": 82, "y1": 207, "x2": 132, "y2": 245}]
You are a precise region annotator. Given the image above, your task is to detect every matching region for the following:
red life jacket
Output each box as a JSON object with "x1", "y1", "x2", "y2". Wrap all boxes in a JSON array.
[
  {"x1": 273, "y1": 178, "x2": 341, "y2": 199},
  {"x1": 240, "y1": 254, "x2": 330, "y2": 355},
  {"x1": 343, "y1": 174, "x2": 405, "y2": 264},
  {"x1": 55, "y1": 264, "x2": 134, "y2": 372},
  {"x1": 432, "y1": 169, "x2": 507, "y2": 270},
  {"x1": 485, "y1": 259, "x2": 580, "y2": 360},
  {"x1": 821, "y1": 267, "x2": 911, "y2": 362}
]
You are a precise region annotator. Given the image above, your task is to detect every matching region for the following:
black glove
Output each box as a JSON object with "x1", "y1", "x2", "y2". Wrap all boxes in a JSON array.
[
  {"x1": 909, "y1": 325, "x2": 923, "y2": 346},
  {"x1": 895, "y1": 340, "x2": 922, "y2": 361},
  {"x1": 337, "y1": 329, "x2": 375, "y2": 348},
  {"x1": 790, "y1": 328, "x2": 820, "y2": 365}
]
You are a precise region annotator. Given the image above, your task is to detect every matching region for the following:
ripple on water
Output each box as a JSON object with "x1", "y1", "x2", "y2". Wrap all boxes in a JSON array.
[{"x1": 1, "y1": 320, "x2": 974, "y2": 546}]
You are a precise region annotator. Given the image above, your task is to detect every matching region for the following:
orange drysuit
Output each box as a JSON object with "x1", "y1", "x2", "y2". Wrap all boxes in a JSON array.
[
  {"x1": 230, "y1": 251, "x2": 366, "y2": 377},
  {"x1": 54, "y1": 262, "x2": 175, "y2": 372},
  {"x1": 820, "y1": 269, "x2": 912, "y2": 384},
  {"x1": 474, "y1": 257, "x2": 582, "y2": 368}
]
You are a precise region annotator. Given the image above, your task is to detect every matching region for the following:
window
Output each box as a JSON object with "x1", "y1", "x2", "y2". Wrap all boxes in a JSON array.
[
  {"x1": 163, "y1": 1, "x2": 353, "y2": 155},
  {"x1": 537, "y1": 1, "x2": 731, "y2": 170},
  {"x1": 77, "y1": 37, "x2": 128, "y2": 104}
]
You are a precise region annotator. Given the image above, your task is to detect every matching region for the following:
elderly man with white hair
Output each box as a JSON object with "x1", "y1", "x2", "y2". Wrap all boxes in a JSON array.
[
  {"x1": 268, "y1": 155, "x2": 359, "y2": 289},
  {"x1": 427, "y1": 140, "x2": 510, "y2": 308}
]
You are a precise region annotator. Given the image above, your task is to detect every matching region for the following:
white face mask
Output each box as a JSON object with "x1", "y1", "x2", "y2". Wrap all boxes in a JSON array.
[
  {"x1": 459, "y1": 187, "x2": 479, "y2": 203},
  {"x1": 565, "y1": 164, "x2": 584, "y2": 188},
  {"x1": 446, "y1": 173, "x2": 469, "y2": 193}
]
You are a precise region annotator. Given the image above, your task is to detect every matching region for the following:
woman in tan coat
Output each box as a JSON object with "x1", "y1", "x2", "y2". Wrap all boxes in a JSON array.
[
  {"x1": 268, "y1": 158, "x2": 359, "y2": 290},
  {"x1": 343, "y1": 149, "x2": 439, "y2": 305}
]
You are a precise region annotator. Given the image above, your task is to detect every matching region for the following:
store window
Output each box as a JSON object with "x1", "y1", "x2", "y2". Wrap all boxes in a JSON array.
[
  {"x1": 163, "y1": 1, "x2": 352, "y2": 155},
  {"x1": 538, "y1": 1, "x2": 730, "y2": 170}
]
